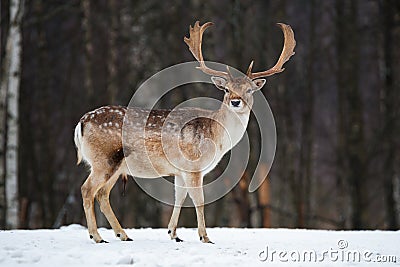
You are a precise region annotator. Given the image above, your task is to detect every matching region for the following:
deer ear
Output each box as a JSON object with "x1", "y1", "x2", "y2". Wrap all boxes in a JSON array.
[
  {"x1": 252, "y1": 78, "x2": 266, "y2": 91},
  {"x1": 211, "y1": 76, "x2": 227, "y2": 90}
]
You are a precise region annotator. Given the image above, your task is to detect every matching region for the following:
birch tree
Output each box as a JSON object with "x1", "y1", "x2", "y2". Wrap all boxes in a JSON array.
[{"x1": 0, "y1": 0, "x2": 24, "y2": 229}]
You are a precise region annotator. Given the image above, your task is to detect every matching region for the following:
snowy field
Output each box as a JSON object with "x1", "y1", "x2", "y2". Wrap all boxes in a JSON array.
[{"x1": 0, "y1": 225, "x2": 399, "y2": 266}]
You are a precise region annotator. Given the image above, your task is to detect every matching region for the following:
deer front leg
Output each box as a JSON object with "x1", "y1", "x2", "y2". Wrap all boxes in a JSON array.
[
  {"x1": 95, "y1": 174, "x2": 132, "y2": 241},
  {"x1": 185, "y1": 173, "x2": 213, "y2": 243},
  {"x1": 81, "y1": 173, "x2": 107, "y2": 243},
  {"x1": 167, "y1": 175, "x2": 187, "y2": 242}
]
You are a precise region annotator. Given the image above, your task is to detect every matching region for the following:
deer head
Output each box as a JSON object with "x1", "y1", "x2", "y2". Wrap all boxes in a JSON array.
[{"x1": 184, "y1": 21, "x2": 296, "y2": 113}]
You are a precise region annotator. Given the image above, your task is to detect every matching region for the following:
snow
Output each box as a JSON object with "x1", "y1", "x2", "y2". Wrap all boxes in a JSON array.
[{"x1": 0, "y1": 225, "x2": 399, "y2": 266}]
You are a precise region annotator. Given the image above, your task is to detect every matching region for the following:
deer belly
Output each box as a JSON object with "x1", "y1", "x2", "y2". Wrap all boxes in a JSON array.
[{"x1": 124, "y1": 151, "x2": 174, "y2": 178}]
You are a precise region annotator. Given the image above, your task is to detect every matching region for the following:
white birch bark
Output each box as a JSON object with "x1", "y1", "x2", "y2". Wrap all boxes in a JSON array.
[{"x1": 2, "y1": 0, "x2": 24, "y2": 229}]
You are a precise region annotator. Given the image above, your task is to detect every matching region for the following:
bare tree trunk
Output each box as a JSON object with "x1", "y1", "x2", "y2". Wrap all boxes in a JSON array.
[
  {"x1": 107, "y1": 0, "x2": 119, "y2": 103},
  {"x1": 381, "y1": 0, "x2": 398, "y2": 230},
  {"x1": 335, "y1": 0, "x2": 349, "y2": 227},
  {"x1": 298, "y1": 0, "x2": 316, "y2": 227},
  {"x1": 1, "y1": 0, "x2": 24, "y2": 229},
  {"x1": 0, "y1": 18, "x2": 8, "y2": 230},
  {"x1": 336, "y1": 0, "x2": 366, "y2": 229},
  {"x1": 81, "y1": 0, "x2": 94, "y2": 101},
  {"x1": 0, "y1": 2, "x2": 10, "y2": 227},
  {"x1": 232, "y1": 172, "x2": 251, "y2": 227},
  {"x1": 258, "y1": 164, "x2": 271, "y2": 228}
]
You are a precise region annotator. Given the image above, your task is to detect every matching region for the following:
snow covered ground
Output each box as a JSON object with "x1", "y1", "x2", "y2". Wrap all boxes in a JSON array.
[{"x1": 0, "y1": 224, "x2": 399, "y2": 266}]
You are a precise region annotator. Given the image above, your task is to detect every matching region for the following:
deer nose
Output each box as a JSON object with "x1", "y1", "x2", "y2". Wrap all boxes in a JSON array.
[{"x1": 230, "y1": 100, "x2": 241, "y2": 107}]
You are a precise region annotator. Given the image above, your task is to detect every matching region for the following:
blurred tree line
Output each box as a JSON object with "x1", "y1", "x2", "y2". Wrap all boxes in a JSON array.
[{"x1": 0, "y1": 0, "x2": 399, "y2": 230}]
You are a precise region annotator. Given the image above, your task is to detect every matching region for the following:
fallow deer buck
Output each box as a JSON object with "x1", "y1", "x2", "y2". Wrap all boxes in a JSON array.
[{"x1": 74, "y1": 21, "x2": 295, "y2": 243}]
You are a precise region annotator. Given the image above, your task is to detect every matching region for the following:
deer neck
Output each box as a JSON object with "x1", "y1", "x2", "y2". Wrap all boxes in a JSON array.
[{"x1": 214, "y1": 104, "x2": 250, "y2": 151}]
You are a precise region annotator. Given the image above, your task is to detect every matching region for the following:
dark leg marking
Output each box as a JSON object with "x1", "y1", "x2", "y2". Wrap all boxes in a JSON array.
[{"x1": 108, "y1": 148, "x2": 124, "y2": 166}]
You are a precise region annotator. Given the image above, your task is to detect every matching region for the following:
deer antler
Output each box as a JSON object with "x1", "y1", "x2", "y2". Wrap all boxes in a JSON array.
[
  {"x1": 184, "y1": 21, "x2": 230, "y2": 79},
  {"x1": 246, "y1": 23, "x2": 296, "y2": 79}
]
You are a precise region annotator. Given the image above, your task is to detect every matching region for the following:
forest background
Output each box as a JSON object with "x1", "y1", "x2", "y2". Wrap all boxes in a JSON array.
[{"x1": 1, "y1": 0, "x2": 399, "y2": 231}]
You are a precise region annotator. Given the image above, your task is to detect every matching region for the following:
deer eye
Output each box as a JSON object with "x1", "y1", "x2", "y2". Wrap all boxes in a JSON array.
[
  {"x1": 224, "y1": 88, "x2": 229, "y2": 93},
  {"x1": 246, "y1": 89, "x2": 253, "y2": 94}
]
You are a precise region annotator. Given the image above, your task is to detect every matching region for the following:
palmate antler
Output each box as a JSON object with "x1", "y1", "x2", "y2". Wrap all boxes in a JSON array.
[
  {"x1": 184, "y1": 21, "x2": 231, "y2": 79},
  {"x1": 246, "y1": 23, "x2": 296, "y2": 79},
  {"x1": 184, "y1": 21, "x2": 296, "y2": 80}
]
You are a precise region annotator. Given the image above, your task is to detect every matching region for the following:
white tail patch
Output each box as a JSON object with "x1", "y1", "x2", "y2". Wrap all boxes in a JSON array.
[{"x1": 74, "y1": 122, "x2": 83, "y2": 164}]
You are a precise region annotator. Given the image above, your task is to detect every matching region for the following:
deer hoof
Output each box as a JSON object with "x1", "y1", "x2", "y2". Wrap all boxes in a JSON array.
[
  {"x1": 200, "y1": 236, "x2": 214, "y2": 244},
  {"x1": 175, "y1": 237, "x2": 183, "y2": 242},
  {"x1": 99, "y1": 240, "x2": 109, "y2": 243}
]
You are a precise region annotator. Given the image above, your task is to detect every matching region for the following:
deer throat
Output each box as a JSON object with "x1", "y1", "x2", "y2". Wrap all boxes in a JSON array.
[{"x1": 215, "y1": 107, "x2": 250, "y2": 153}]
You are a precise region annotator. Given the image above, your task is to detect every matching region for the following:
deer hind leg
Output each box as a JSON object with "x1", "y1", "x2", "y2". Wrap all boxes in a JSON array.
[
  {"x1": 95, "y1": 172, "x2": 132, "y2": 241},
  {"x1": 167, "y1": 175, "x2": 187, "y2": 242},
  {"x1": 184, "y1": 173, "x2": 213, "y2": 244},
  {"x1": 81, "y1": 170, "x2": 109, "y2": 243}
]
